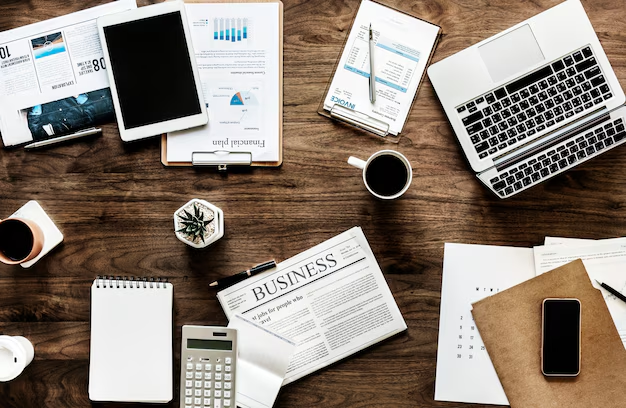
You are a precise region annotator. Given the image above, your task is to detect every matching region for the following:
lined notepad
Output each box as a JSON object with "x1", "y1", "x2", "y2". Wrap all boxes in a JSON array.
[{"x1": 88, "y1": 277, "x2": 173, "y2": 403}]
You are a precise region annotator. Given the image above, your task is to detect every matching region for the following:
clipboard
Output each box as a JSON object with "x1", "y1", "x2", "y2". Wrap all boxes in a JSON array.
[
  {"x1": 317, "y1": 0, "x2": 440, "y2": 143},
  {"x1": 161, "y1": 0, "x2": 283, "y2": 169}
]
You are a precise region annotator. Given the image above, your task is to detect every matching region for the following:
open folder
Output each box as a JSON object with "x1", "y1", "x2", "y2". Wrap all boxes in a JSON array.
[
  {"x1": 161, "y1": 0, "x2": 283, "y2": 168},
  {"x1": 472, "y1": 260, "x2": 626, "y2": 408}
]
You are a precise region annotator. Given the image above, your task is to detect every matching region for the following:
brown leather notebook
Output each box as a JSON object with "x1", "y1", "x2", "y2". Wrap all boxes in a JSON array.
[{"x1": 472, "y1": 259, "x2": 626, "y2": 408}]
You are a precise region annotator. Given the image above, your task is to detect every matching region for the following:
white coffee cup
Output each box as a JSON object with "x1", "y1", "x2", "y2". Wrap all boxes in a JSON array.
[
  {"x1": 347, "y1": 150, "x2": 412, "y2": 200},
  {"x1": 0, "y1": 335, "x2": 35, "y2": 382}
]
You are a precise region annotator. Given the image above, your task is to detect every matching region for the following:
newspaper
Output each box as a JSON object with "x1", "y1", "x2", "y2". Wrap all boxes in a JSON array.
[
  {"x1": 0, "y1": 0, "x2": 137, "y2": 147},
  {"x1": 217, "y1": 227, "x2": 407, "y2": 385}
]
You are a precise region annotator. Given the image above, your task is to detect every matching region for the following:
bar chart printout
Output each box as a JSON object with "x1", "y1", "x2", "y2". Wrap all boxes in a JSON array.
[
  {"x1": 171, "y1": 2, "x2": 280, "y2": 163},
  {"x1": 212, "y1": 17, "x2": 250, "y2": 42}
]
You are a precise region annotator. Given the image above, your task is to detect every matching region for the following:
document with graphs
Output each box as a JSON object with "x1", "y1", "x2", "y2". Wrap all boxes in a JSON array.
[
  {"x1": 165, "y1": 1, "x2": 282, "y2": 165},
  {"x1": 321, "y1": 0, "x2": 439, "y2": 136},
  {"x1": 217, "y1": 227, "x2": 407, "y2": 385}
]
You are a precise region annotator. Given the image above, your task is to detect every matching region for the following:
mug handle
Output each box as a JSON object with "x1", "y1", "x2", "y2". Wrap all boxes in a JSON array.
[{"x1": 348, "y1": 156, "x2": 367, "y2": 170}]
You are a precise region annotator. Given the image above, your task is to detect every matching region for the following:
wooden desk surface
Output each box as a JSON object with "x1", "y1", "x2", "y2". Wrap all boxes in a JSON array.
[{"x1": 1, "y1": 0, "x2": 625, "y2": 406}]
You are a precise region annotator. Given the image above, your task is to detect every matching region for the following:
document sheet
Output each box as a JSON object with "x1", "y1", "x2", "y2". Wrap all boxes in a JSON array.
[
  {"x1": 0, "y1": 0, "x2": 137, "y2": 146},
  {"x1": 217, "y1": 227, "x2": 407, "y2": 385},
  {"x1": 534, "y1": 239, "x2": 626, "y2": 347},
  {"x1": 544, "y1": 236, "x2": 625, "y2": 245},
  {"x1": 322, "y1": 0, "x2": 439, "y2": 135},
  {"x1": 228, "y1": 314, "x2": 296, "y2": 408},
  {"x1": 167, "y1": 2, "x2": 280, "y2": 163},
  {"x1": 435, "y1": 243, "x2": 535, "y2": 406}
]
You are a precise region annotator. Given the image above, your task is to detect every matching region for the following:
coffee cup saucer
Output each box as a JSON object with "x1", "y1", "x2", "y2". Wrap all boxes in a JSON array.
[{"x1": 10, "y1": 201, "x2": 63, "y2": 268}]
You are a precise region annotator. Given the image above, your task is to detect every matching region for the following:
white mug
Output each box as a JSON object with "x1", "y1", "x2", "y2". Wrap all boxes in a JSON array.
[
  {"x1": 0, "y1": 335, "x2": 35, "y2": 382},
  {"x1": 347, "y1": 150, "x2": 412, "y2": 200}
]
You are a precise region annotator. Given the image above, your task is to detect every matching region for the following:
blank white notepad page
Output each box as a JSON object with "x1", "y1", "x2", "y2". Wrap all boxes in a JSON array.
[{"x1": 89, "y1": 279, "x2": 173, "y2": 403}]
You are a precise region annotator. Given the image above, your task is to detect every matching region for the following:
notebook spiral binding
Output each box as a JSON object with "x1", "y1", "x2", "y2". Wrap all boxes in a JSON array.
[{"x1": 95, "y1": 276, "x2": 169, "y2": 289}]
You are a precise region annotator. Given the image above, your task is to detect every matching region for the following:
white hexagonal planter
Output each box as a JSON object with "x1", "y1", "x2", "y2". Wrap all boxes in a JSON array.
[{"x1": 174, "y1": 199, "x2": 224, "y2": 249}]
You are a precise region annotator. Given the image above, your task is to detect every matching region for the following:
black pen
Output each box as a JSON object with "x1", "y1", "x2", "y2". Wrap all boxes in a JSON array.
[
  {"x1": 209, "y1": 260, "x2": 277, "y2": 288},
  {"x1": 595, "y1": 279, "x2": 626, "y2": 304}
]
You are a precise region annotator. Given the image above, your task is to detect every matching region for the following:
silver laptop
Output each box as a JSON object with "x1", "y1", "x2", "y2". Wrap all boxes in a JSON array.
[{"x1": 428, "y1": 0, "x2": 625, "y2": 198}]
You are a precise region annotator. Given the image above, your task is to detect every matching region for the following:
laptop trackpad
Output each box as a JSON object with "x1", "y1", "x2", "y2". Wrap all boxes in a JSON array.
[{"x1": 479, "y1": 24, "x2": 544, "y2": 83}]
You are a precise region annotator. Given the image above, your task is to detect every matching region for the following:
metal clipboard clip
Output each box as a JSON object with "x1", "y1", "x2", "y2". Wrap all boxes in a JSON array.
[
  {"x1": 329, "y1": 104, "x2": 390, "y2": 137},
  {"x1": 191, "y1": 150, "x2": 253, "y2": 171}
]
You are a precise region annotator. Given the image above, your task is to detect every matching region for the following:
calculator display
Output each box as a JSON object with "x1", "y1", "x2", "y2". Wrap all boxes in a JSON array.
[{"x1": 187, "y1": 339, "x2": 233, "y2": 351}]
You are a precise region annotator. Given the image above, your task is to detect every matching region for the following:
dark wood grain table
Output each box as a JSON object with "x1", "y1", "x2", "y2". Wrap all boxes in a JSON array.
[{"x1": 1, "y1": 0, "x2": 625, "y2": 406}]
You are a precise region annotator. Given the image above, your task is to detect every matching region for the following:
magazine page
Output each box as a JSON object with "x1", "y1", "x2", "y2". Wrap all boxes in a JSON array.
[
  {"x1": 0, "y1": 0, "x2": 136, "y2": 147},
  {"x1": 217, "y1": 227, "x2": 407, "y2": 385}
]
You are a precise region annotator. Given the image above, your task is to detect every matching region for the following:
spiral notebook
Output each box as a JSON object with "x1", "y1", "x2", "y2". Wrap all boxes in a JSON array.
[{"x1": 89, "y1": 277, "x2": 173, "y2": 403}]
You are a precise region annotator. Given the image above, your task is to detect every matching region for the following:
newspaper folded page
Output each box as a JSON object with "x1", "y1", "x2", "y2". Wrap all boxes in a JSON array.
[
  {"x1": 217, "y1": 226, "x2": 407, "y2": 385},
  {"x1": 228, "y1": 314, "x2": 296, "y2": 408},
  {"x1": 0, "y1": 0, "x2": 137, "y2": 147}
]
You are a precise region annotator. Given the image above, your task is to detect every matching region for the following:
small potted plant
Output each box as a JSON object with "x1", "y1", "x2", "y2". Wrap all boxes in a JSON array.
[{"x1": 174, "y1": 199, "x2": 224, "y2": 248}]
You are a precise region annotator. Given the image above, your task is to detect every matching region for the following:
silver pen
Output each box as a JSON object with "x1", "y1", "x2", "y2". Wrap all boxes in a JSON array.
[
  {"x1": 368, "y1": 23, "x2": 376, "y2": 104},
  {"x1": 24, "y1": 127, "x2": 102, "y2": 150}
]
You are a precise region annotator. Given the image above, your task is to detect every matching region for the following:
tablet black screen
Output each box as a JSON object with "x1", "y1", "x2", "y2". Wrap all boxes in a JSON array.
[{"x1": 103, "y1": 11, "x2": 202, "y2": 129}]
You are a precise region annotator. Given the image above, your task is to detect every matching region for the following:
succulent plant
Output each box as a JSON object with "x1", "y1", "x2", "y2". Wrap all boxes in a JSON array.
[{"x1": 176, "y1": 203, "x2": 214, "y2": 243}]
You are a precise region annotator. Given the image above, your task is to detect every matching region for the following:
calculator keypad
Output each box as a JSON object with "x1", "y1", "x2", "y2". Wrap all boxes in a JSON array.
[{"x1": 185, "y1": 356, "x2": 234, "y2": 408}]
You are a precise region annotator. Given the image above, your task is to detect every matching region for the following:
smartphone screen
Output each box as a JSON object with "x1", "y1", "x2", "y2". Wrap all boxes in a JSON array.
[{"x1": 542, "y1": 299, "x2": 581, "y2": 376}]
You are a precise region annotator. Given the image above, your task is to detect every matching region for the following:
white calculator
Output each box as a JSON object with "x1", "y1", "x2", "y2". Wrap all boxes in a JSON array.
[{"x1": 180, "y1": 326, "x2": 237, "y2": 408}]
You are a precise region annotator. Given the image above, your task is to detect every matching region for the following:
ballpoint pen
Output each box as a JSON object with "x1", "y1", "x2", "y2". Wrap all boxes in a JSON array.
[
  {"x1": 209, "y1": 260, "x2": 277, "y2": 288},
  {"x1": 24, "y1": 127, "x2": 102, "y2": 150},
  {"x1": 595, "y1": 279, "x2": 626, "y2": 304},
  {"x1": 369, "y1": 23, "x2": 376, "y2": 104}
]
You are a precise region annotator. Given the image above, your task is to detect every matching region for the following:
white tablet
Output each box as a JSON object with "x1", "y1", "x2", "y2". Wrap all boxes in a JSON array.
[{"x1": 97, "y1": 1, "x2": 207, "y2": 142}]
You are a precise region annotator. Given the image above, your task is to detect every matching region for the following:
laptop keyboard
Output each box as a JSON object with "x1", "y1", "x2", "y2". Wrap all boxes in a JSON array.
[
  {"x1": 457, "y1": 46, "x2": 613, "y2": 160},
  {"x1": 489, "y1": 117, "x2": 624, "y2": 197}
]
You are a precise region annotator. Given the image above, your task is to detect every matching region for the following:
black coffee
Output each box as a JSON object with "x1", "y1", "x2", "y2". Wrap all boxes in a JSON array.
[
  {"x1": 0, "y1": 219, "x2": 34, "y2": 261},
  {"x1": 365, "y1": 154, "x2": 409, "y2": 197}
]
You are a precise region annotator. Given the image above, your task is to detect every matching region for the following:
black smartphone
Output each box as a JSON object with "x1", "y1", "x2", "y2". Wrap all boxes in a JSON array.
[{"x1": 541, "y1": 298, "x2": 581, "y2": 376}]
